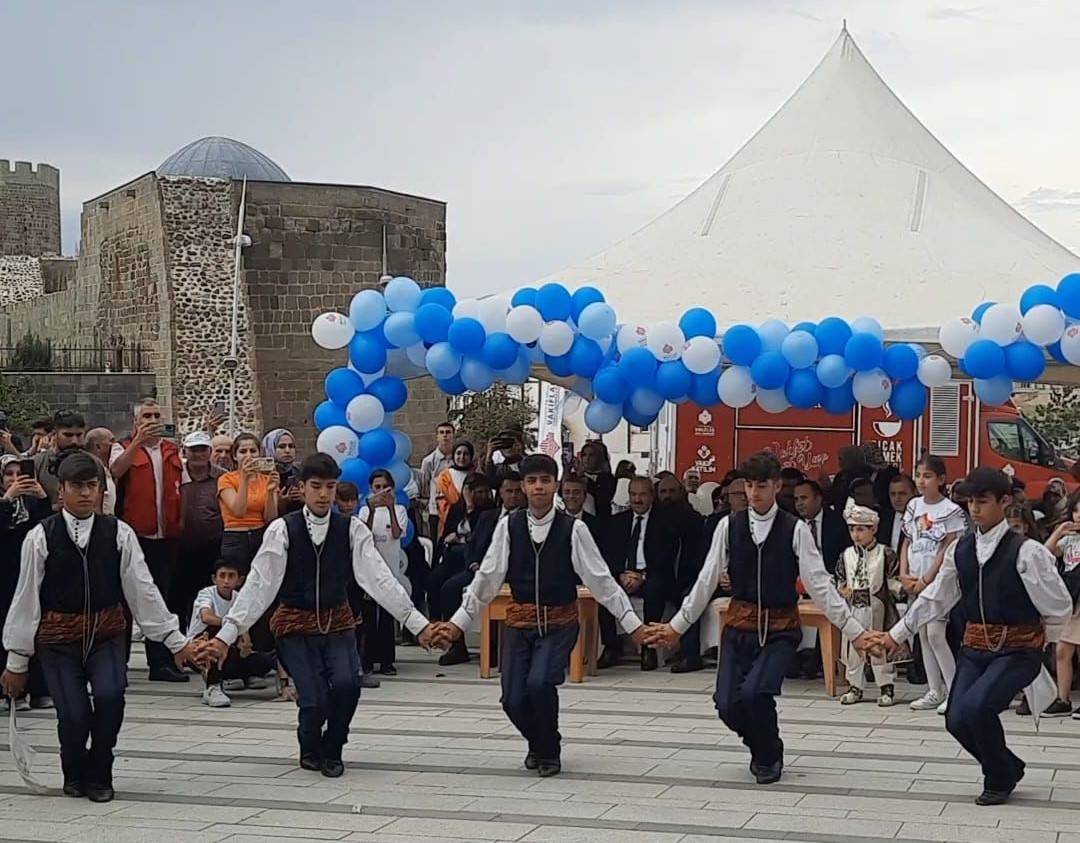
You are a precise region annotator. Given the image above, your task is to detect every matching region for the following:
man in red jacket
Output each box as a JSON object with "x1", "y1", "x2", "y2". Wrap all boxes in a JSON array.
[{"x1": 110, "y1": 398, "x2": 186, "y2": 682}]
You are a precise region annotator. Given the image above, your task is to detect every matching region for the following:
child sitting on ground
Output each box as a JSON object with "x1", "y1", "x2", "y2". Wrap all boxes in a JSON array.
[{"x1": 189, "y1": 559, "x2": 276, "y2": 708}]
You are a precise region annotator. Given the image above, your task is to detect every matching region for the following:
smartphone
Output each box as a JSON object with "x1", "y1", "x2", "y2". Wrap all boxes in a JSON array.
[
  {"x1": 162, "y1": 423, "x2": 177, "y2": 438},
  {"x1": 19, "y1": 459, "x2": 35, "y2": 478},
  {"x1": 212, "y1": 400, "x2": 225, "y2": 417},
  {"x1": 278, "y1": 470, "x2": 292, "y2": 488},
  {"x1": 255, "y1": 457, "x2": 276, "y2": 473}
]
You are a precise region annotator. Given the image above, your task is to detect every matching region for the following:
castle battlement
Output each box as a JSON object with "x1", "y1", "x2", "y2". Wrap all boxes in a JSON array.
[{"x1": 0, "y1": 160, "x2": 60, "y2": 189}]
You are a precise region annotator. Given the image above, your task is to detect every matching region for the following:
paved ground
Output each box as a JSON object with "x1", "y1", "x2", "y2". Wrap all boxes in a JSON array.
[{"x1": 1, "y1": 649, "x2": 1079, "y2": 843}]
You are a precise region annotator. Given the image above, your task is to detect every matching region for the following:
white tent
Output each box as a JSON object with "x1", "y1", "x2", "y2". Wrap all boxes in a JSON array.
[{"x1": 530, "y1": 27, "x2": 1078, "y2": 336}]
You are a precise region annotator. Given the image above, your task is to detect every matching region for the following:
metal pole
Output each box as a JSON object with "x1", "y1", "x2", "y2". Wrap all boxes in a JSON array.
[{"x1": 227, "y1": 177, "x2": 248, "y2": 436}]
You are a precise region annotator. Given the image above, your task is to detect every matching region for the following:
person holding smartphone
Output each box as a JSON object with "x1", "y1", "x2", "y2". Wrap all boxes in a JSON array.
[
  {"x1": 217, "y1": 434, "x2": 279, "y2": 574},
  {"x1": 263, "y1": 429, "x2": 304, "y2": 515}
]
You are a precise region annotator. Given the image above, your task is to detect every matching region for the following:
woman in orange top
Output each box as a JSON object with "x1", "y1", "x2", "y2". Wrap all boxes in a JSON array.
[
  {"x1": 435, "y1": 439, "x2": 475, "y2": 536},
  {"x1": 217, "y1": 433, "x2": 279, "y2": 574}
]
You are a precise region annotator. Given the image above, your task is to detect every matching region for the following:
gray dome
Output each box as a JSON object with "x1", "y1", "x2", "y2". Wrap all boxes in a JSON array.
[{"x1": 157, "y1": 136, "x2": 291, "y2": 182}]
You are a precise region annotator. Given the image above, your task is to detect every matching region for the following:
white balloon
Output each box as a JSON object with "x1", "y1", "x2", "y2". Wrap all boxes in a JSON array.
[
  {"x1": 646, "y1": 321, "x2": 686, "y2": 362},
  {"x1": 939, "y1": 317, "x2": 980, "y2": 358},
  {"x1": 682, "y1": 336, "x2": 721, "y2": 375},
  {"x1": 316, "y1": 425, "x2": 359, "y2": 465},
  {"x1": 452, "y1": 298, "x2": 481, "y2": 320},
  {"x1": 310, "y1": 312, "x2": 354, "y2": 350},
  {"x1": 851, "y1": 316, "x2": 885, "y2": 341},
  {"x1": 718, "y1": 366, "x2": 757, "y2": 409},
  {"x1": 616, "y1": 323, "x2": 649, "y2": 353},
  {"x1": 853, "y1": 368, "x2": 893, "y2": 408},
  {"x1": 1022, "y1": 304, "x2": 1066, "y2": 346},
  {"x1": 405, "y1": 342, "x2": 428, "y2": 368},
  {"x1": 917, "y1": 354, "x2": 952, "y2": 388},
  {"x1": 756, "y1": 387, "x2": 790, "y2": 414},
  {"x1": 505, "y1": 305, "x2": 544, "y2": 344},
  {"x1": 1060, "y1": 324, "x2": 1080, "y2": 365},
  {"x1": 563, "y1": 392, "x2": 585, "y2": 415},
  {"x1": 345, "y1": 394, "x2": 385, "y2": 433},
  {"x1": 979, "y1": 303, "x2": 1023, "y2": 346},
  {"x1": 478, "y1": 296, "x2": 510, "y2": 333},
  {"x1": 538, "y1": 321, "x2": 574, "y2": 356}
]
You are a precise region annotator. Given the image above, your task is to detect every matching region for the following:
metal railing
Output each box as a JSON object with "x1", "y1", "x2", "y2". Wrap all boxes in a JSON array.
[{"x1": 0, "y1": 343, "x2": 151, "y2": 373}]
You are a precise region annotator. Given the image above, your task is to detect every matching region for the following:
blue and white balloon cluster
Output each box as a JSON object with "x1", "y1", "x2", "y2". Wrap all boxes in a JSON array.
[{"x1": 939, "y1": 273, "x2": 1080, "y2": 406}]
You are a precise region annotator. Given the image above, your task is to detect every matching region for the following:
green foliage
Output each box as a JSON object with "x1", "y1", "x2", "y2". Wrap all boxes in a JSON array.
[
  {"x1": 452, "y1": 382, "x2": 535, "y2": 448},
  {"x1": 8, "y1": 334, "x2": 53, "y2": 372},
  {"x1": 1021, "y1": 385, "x2": 1080, "y2": 457},
  {"x1": 0, "y1": 375, "x2": 49, "y2": 431}
]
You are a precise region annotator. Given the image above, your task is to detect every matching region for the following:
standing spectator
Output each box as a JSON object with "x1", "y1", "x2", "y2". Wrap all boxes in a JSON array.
[
  {"x1": 577, "y1": 441, "x2": 616, "y2": 519},
  {"x1": 881, "y1": 474, "x2": 917, "y2": 551},
  {"x1": 218, "y1": 433, "x2": 279, "y2": 573},
  {"x1": 435, "y1": 439, "x2": 476, "y2": 537},
  {"x1": 793, "y1": 480, "x2": 851, "y2": 575},
  {"x1": 175, "y1": 432, "x2": 225, "y2": 630},
  {"x1": 263, "y1": 428, "x2": 304, "y2": 514},
  {"x1": 863, "y1": 442, "x2": 901, "y2": 515},
  {"x1": 211, "y1": 435, "x2": 235, "y2": 471},
  {"x1": 110, "y1": 398, "x2": 186, "y2": 682},
  {"x1": 32, "y1": 411, "x2": 87, "y2": 510},
  {"x1": 824, "y1": 445, "x2": 870, "y2": 511},
  {"x1": 419, "y1": 422, "x2": 456, "y2": 540},
  {"x1": 24, "y1": 419, "x2": 54, "y2": 457},
  {"x1": 778, "y1": 467, "x2": 806, "y2": 514},
  {"x1": 0, "y1": 456, "x2": 51, "y2": 710},
  {"x1": 0, "y1": 419, "x2": 20, "y2": 457},
  {"x1": 428, "y1": 473, "x2": 493, "y2": 624},
  {"x1": 84, "y1": 428, "x2": 117, "y2": 516},
  {"x1": 483, "y1": 429, "x2": 526, "y2": 485},
  {"x1": 611, "y1": 459, "x2": 637, "y2": 515}
]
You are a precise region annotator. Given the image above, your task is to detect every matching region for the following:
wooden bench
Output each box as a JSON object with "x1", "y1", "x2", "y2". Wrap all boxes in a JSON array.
[{"x1": 479, "y1": 585, "x2": 600, "y2": 683}]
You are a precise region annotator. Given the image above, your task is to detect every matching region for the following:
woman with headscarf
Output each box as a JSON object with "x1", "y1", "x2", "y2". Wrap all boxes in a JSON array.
[
  {"x1": 435, "y1": 439, "x2": 475, "y2": 536},
  {"x1": 262, "y1": 428, "x2": 304, "y2": 515},
  {"x1": 0, "y1": 455, "x2": 53, "y2": 710}
]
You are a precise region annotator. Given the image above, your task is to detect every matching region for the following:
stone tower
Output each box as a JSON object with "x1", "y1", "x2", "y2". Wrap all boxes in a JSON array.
[{"x1": 0, "y1": 160, "x2": 61, "y2": 257}]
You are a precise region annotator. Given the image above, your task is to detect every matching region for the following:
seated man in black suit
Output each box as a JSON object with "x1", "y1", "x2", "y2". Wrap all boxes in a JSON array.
[{"x1": 560, "y1": 473, "x2": 601, "y2": 538}]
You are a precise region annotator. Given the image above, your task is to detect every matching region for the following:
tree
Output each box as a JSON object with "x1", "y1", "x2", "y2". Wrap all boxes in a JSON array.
[
  {"x1": 452, "y1": 383, "x2": 535, "y2": 449},
  {"x1": 9, "y1": 334, "x2": 53, "y2": 372},
  {"x1": 1022, "y1": 385, "x2": 1080, "y2": 457},
  {"x1": 0, "y1": 375, "x2": 49, "y2": 432}
]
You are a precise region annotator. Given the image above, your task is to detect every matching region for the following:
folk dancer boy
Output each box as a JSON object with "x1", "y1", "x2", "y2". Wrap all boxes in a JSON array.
[
  {"x1": 435, "y1": 454, "x2": 648, "y2": 777},
  {"x1": 879, "y1": 467, "x2": 1072, "y2": 805},
  {"x1": 645, "y1": 452, "x2": 877, "y2": 784},
  {"x1": 1, "y1": 452, "x2": 200, "y2": 802},
  {"x1": 200, "y1": 454, "x2": 438, "y2": 778}
]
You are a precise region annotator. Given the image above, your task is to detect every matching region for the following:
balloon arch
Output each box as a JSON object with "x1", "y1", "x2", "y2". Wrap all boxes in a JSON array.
[{"x1": 309, "y1": 273, "x2": 1080, "y2": 497}]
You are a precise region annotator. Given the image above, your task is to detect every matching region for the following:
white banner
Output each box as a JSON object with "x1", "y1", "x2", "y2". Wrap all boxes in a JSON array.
[{"x1": 537, "y1": 382, "x2": 566, "y2": 476}]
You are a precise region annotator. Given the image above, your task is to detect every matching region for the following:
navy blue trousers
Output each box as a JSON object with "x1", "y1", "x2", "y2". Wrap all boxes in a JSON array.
[
  {"x1": 714, "y1": 626, "x2": 799, "y2": 767},
  {"x1": 500, "y1": 623, "x2": 578, "y2": 761},
  {"x1": 276, "y1": 631, "x2": 360, "y2": 762},
  {"x1": 37, "y1": 634, "x2": 127, "y2": 788},
  {"x1": 946, "y1": 646, "x2": 1041, "y2": 793}
]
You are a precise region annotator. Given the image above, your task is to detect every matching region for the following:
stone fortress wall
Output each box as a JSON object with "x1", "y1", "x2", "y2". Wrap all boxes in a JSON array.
[{"x1": 0, "y1": 160, "x2": 61, "y2": 257}]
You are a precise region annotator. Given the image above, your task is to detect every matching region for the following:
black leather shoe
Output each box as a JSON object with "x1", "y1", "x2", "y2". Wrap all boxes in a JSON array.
[
  {"x1": 148, "y1": 667, "x2": 189, "y2": 683},
  {"x1": 537, "y1": 759, "x2": 562, "y2": 777},
  {"x1": 749, "y1": 760, "x2": 760, "y2": 777},
  {"x1": 975, "y1": 789, "x2": 1010, "y2": 806},
  {"x1": 524, "y1": 752, "x2": 539, "y2": 771},
  {"x1": 321, "y1": 759, "x2": 345, "y2": 778},
  {"x1": 755, "y1": 761, "x2": 783, "y2": 785},
  {"x1": 670, "y1": 658, "x2": 704, "y2": 674},
  {"x1": 438, "y1": 641, "x2": 470, "y2": 667},
  {"x1": 640, "y1": 648, "x2": 658, "y2": 672},
  {"x1": 62, "y1": 781, "x2": 87, "y2": 798},
  {"x1": 300, "y1": 753, "x2": 321, "y2": 771},
  {"x1": 87, "y1": 784, "x2": 115, "y2": 803},
  {"x1": 597, "y1": 647, "x2": 622, "y2": 669}
]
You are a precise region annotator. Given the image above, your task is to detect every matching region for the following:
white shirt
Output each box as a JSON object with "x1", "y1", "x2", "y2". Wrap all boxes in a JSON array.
[
  {"x1": 902, "y1": 496, "x2": 967, "y2": 579},
  {"x1": 358, "y1": 504, "x2": 411, "y2": 593},
  {"x1": 890, "y1": 518, "x2": 1073, "y2": 645},
  {"x1": 110, "y1": 440, "x2": 165, "y2": 538},
  {"x1": 3, "y1": 512, "x2": 186, "y2": 672},
  {"x1": 670, "y1": 504, "x2": 864, "y2": 640},
  {"x1": 188, "y1": 585, "x2": 235, "y2": 639},
  {"x1": 889, "y1": 511, "x2": 904, "y2": 552},
  {"x1": 101, "y1": 473, "x2": 116, "y2": 516},
  {"x1": 215, "y1": 507, "x2": 429, "y2": 646},
  {"x1": 450, "y1": 507, "x2": 643, "y2": 635},
  {"x1": 629, "y1": 508, "x2": 651, "y2": 571}
]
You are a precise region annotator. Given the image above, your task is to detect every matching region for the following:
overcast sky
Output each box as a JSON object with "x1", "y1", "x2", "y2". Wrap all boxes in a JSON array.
[{"x1": 6, "y1": 1, "x2": 1079, "y2": 297}]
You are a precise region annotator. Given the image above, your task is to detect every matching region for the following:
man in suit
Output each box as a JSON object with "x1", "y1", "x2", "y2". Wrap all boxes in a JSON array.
[
  {"x1": 560, "y1": 474, "x2": 602, "y2": 539},
  {"x1": 880, "y1": 473, "x2": 916, "y2": 552},
  {"x1": 598, "y1": 476, "x2": 698, "y2": 670}
]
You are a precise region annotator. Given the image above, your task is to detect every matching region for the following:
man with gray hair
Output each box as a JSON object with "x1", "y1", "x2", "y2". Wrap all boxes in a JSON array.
[{"x1": 84, "y1": 428, "x2": 117, "y2": 515}]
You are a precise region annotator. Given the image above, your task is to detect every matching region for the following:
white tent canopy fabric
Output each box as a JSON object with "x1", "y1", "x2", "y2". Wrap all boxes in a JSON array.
[{"x1": 522, "y1": 28, "x2": 1078, "y2": 334}]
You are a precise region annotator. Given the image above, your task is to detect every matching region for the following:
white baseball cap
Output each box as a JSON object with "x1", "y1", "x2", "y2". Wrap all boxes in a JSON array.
[{"x1": 182, "y1": 431, "x2": 212, "y2": 448}]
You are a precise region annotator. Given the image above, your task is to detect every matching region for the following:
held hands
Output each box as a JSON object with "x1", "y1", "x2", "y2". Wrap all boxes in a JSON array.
[
  {"x1": 173, "y1": 641, "x2": 204, "y2": 671},
  {"x1": 641, "y1": 622, "x2": 681, "y2": 649},
  {"x1": 850, "y1": 631, "x2": 900, "y2": 659},
  {"x1": 421, "y1": 621, "x2": 463, "y2": 650},
  {"x1": 1, "y1": 669, "x2": 27, "y2": 700},
  {"x1": 197, "y1": 638, "x2": 230, "y2": 669}
]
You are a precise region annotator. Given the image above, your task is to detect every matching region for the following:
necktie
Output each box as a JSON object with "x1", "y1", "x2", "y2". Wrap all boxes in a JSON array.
[
  {"x1": 808, "y1": 517, "x2": 820, "y2": 550},
  {"x1": 627, "y1": 515, "x2": 643, "y2": 570}
]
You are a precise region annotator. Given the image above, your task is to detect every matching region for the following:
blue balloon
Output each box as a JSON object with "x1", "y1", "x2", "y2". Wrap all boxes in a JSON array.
[
  {"x1": 498, "y1": 350, "x2": 531, "y2": 385},
  {"x1": 324, "y1": 367, "x2": 365, "y2": 406},
  {"x1": 584, "y1": 399, "x2": 622, "y2": 434},
  {"x1": 655, "y1": 360, "x2": 692, "y2": 400},
  {"x1": 974, "y1": 376, "x2": 1013, "y2": 406},
  {"x1": 1004, "y1": 340, "x2": 1046, "y2": 380},
  {"x1": 396, "y1": 488, "x2": 411, "y2": 507},
  {"x1": 882, "y1": 344, "x2": 919, "y2": 381},
  {"x1": 571, "y1": 286, "x2": 605, "y2": 320},
  {"x1": 380, "y1": 412, "x2": 396, "y2": 430},
  {"x1": 619, "y1": 346, "x2": 658, "y2": 387},
  {"x1": 964, "y1": 339, "x2": 1006, "y2": 379},
  {"x1": 384, "y1": 276, "x2": 422, "y2": 313},
  {"x1": 578, "y1": 303, "x2": 617, "y2": 340},
  {"x1": 388, "y1": 460, "x2": 413, "y2": 490},
  {"x1": 403, "y1": 519, "x2": 416, "y2": 547},
  {"x1": 535, "y1": 283, "x2": 573, "y2": 321},
  {"x1": 314, "y1": 399, "x2": 348, "y2": 430},
  {"x1": 1050, "y1": 340, "x2": 1069, "y2": 364},
  {"x1": 758, "y1": 319, "x2": 789, "y2": 352},
  {"x1": 367, "y1": 375, "x2": 408, "y2": 413},
  {"x1": 436, "y1": 374, "x2": 467, "y2": 395},
  {"x1": 447, "y1": 317, "x2": 486, "y2": 353},
  {"x1": 722, "y1": 324, "x2": 762, "y2": 366},
  {"x1": 545, "y1": 352, "x2": 573, "y2": 378},
  {"x1": 349, "y1": 288, "x2": 388, "y2": 332},
  {"x1": 971, "y1": 301, "x2": 995, "y2": 324},
  {"x1": 382, "y1": 311, "x2": 420, "y2": 348},
  {"x1": 391, "y1": 430, "x2": 412, "y2": 462},
  {"x1": 420, "y1": 287, "x2": 456, "y2": 311},
  {"x1": 511, "y1": 287, "x2": 537, "y2": 308},
  {"x1": 844, "y1": 332, "x2": 883, "y2": 372},
  {"x1": 630, "y1": 388, "x2": 664, "y2": 416},
  {"x1": 781, "y1": 330, "x2": 818, "y2": 369},
  {"x1": 482, "y1": 332, "x2": 519, "y2": 369},
  {"x1": 793, "y1": 321, "x2": 817, "y2": 334},
  {"x1": 425, "y1": 342, "x2": 462, "y2": 379},
  {"x1": 689, "y1": 370, "x2": 720, "y2": 406},
  {"x1": 1020, "y1": 284, "x2": 1059, "y2": 315},
  {"x1": 567, "y1": 336, "x2": 604, "y2": 378},
  {"x1": 415, "y1": 303, "x2": 453, "y2": 344},
  {"x1": 340, "y1": 457, "x2": 373, "y2": 491},
  {"x1": 622, "y1": 402, "x2": 658, "y2": 428},
  {"x1": 817, "y1": 354, "x2": 851, "y2": 389},
  {"x1": 358, "y1": 428, "x2": 395, "y2": 465},
  {"x1": 1058, "y1": 273, "x2": 1080, "y2": 319},
  {"x1": 594, "y1": 366, "x2": 631, "y2": 404},
  {"x1": 814, "y1": 317, "x2": 853, "y2": 356},
  {"x1": 890, "y1": 379, "x2": 927, "y2": 420},
  {"x1": 785, "y1": 368, "x2": 823, "y2": 409},
  {"x1": 750, "y1": 352, "x2": 790, "y2": 390},
  {"x1": 348, "y1": 331, "x2": 388, "y2": 374},
  {"x1": 957, "y1": 356, "x2": 971, "y2": 378},
  {"x1": 679, "y1": 307, "x2": 717, "y2": 339},
  {"x1": 821, "y1": 382, "x2": 856, "y2": 415},
  {"x1": 460, "y1": 358, "x2": 495, "y2": 392}
]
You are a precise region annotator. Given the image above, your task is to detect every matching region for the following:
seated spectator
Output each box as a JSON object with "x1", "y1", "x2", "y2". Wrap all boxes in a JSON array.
[
  {"x1": 218, "y1": 433, "x2": 279, "y2": 574},
  {"x1": 189, "y1": 560, "x2": 275, "y2": 708},
  {"x1": 335, "y1": 482, "x2": 360, "y2": 517},
  {"x1": 778, "y1": 467, "x2": 806, "y2": 513}
]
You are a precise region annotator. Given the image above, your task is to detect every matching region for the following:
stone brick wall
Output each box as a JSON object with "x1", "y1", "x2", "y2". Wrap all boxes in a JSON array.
[
  {"x1": 5, "y1": 372, "x2": 156, "y2": 435},
  {"x1": 0, "y1": 256, "x2": 44, "y2": 306},
  {"x1": 0, "y1": 161, "x2": 61, "y2": 257}
]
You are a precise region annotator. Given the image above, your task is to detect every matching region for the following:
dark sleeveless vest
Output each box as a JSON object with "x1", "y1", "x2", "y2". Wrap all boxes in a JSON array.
[
  {"x1": 727, "y1": 508, "x2": 800, "y2": 609},
  {"x1": 40, "y1": 514, "x2": 123, "y2": 613},
  {"x1": 278, "y1": 510, "x2": 353, "y2": 610},
  {"x1": 955, "y1": 528, "x2": 1039, "y2": 626},
  {"x1": 506, "y1": 510, "x2": 578, "y2": 606}
]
